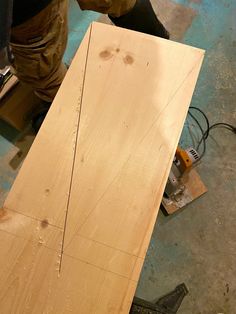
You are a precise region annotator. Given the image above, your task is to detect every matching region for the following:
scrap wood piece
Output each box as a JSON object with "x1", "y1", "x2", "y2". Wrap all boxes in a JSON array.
[
  {"x1": 0, "y1": 74, "x2": 19, "y2": 100},
  {"x1": 0, "y1": 22, "x2": 204, "y2": 313},
  {"x1": 162, "y1": 169, "x2": 208, "y2": 215},
  {"x1": 0, "y1": 81, "x2": 42, "y2": 130}
]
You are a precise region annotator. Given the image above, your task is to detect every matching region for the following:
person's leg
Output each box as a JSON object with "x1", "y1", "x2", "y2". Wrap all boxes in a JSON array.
[
  {"x1": 77, "y1": 0, "x2": 136, "y2": 16},
  {"x1": 109, "y1": 0, "x2": 169, "y2": 39},
  {"x1": 10, "y1": 0, "x2": 68, "y2": 103},
  {"x1": 77, "y1": 0, "x2": 168, "y2": 38}
]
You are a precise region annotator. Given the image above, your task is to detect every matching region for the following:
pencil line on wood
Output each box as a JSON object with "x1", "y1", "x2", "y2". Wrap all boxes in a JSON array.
[
  {"x1": 63, "y1": 251, "x2": 139, "y2": 282},
  {"x1": 1, "y1": 206, "x2": 63, "y2": 230},
  {"x1": 68, "y1": 232, "x2": 145, "y2": 259},
  {"x1": 59, "y1": 24, "x2": 93, "y2": 273}
]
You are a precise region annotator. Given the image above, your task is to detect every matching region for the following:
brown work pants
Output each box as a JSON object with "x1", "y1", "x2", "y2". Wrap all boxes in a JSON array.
[
  {"x1": 10, "y1": 0, "x2": 136, "y2": 102},
  {"x1": 10, "y1": 0, "x2": 68, "y2": 102}
]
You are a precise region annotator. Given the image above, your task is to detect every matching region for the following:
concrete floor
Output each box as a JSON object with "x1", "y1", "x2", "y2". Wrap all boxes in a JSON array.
[
  {"x1": 136, "y1": 1, "x2": 236, "y2": 313},
  {"x1": 0, "y1": 1, "x2": 236, "y2": 313}
]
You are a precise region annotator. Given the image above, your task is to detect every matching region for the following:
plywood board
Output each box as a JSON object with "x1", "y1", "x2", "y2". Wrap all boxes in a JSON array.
[{"x1": 0, "y1": 22, "x2": 204, "y2": 313}]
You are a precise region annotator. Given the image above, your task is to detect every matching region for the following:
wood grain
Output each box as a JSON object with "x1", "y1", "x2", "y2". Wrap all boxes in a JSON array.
[{"x1": 0, "y1": 22, "x2": 204, "y2": 313}]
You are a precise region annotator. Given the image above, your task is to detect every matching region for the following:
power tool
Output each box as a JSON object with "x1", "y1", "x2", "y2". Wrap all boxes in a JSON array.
[{"x1": 162, "y1": 146, "x2": 207, "y2": 214}]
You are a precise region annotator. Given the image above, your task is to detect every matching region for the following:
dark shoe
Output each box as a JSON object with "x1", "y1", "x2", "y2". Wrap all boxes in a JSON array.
[
  {"x1": 109, "y1": 0, "x2": 169, "y2": 39},
  {"x1": 32, "y1": 101, "x2": 51, "y2": 133}
]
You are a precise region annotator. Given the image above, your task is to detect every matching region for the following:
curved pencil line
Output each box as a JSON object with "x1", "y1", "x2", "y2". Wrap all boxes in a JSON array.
[{"x1": 65, "y1": 52, "x2": 204, "y2": 252}]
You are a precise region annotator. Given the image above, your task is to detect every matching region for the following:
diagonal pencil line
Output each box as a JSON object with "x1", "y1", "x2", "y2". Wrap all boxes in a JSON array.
[
  {"x1": 58, "y1": 24, "x2": 93, "y2": 273},
  {"x1": 167, "y1": 53, "x2": 204, "y2": 105},
  {"x1": 65, "y1": 54, "x2": 204, "y2": 247},
  {"x1": 63, "y1": 251, "x2": 139, "y2": 281},
  {"x1": 1, "y1": 206, "x2": 63, "y2": 230},
  {"x1": 136, "y1": 54, "x2": 205, "y2": 259}
]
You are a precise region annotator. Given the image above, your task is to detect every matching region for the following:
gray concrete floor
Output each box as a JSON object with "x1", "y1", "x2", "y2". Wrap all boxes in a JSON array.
[
  {"x1": 0, "y1": 1, "x2": 235, "y2": 313},
  {"x1": 135, "y1": 1, "x2": 236, "y2": 313}
]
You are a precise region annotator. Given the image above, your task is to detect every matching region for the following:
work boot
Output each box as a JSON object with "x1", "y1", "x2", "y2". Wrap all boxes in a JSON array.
[
  {"x1": 109, "y1": 0, "x2": 169, "y2": 39},
  {"x1": 32, "y1": 101, "x2": 51, "y2": 133}
]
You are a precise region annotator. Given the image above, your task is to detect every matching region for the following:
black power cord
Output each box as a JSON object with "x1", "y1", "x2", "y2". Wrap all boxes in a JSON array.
[
  {"x1": 189, "y1": 106, "x2": 210, "y2": 139},
  {"x1": 187, "y1": 107, "x2": 236, "y2": 160},
  {"x1": 188, "y1": 110, "x2": 206, "y2": 161}
]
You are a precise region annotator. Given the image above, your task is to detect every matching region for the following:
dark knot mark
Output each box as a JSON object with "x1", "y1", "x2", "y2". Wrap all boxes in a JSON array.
[
  {"x1": 123, "y1": 55, "x2": 134, "y2": 65},
  {"x1": 99, "y1": 49, "x2": 134, "y2": 65},
  {"x1": 41, "y1": 219, "x2": 49, "y2": 228},
  {"x1": 99, "y1": 49, "x2": 113, "y2": 60}
]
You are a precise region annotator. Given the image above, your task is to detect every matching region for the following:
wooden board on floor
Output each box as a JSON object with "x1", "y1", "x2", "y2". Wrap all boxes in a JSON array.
[
  {"x1": 0, "y1": 74, "x2": 19, "y2": 100},
  {"x1": 162, "y1": 169, "x2": 208, "y2": 214},
  {"x1": 0, "y1": 22, "x2": 204, "y2": 313},
  {"x1": 0, "y1": 80, "x2": 41, "y2": 130}
]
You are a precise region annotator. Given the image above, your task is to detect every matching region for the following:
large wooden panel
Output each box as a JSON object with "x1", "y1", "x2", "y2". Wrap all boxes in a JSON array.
[{"x1": 0, "y1": 22, "x2": 204, "y2": 313}]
